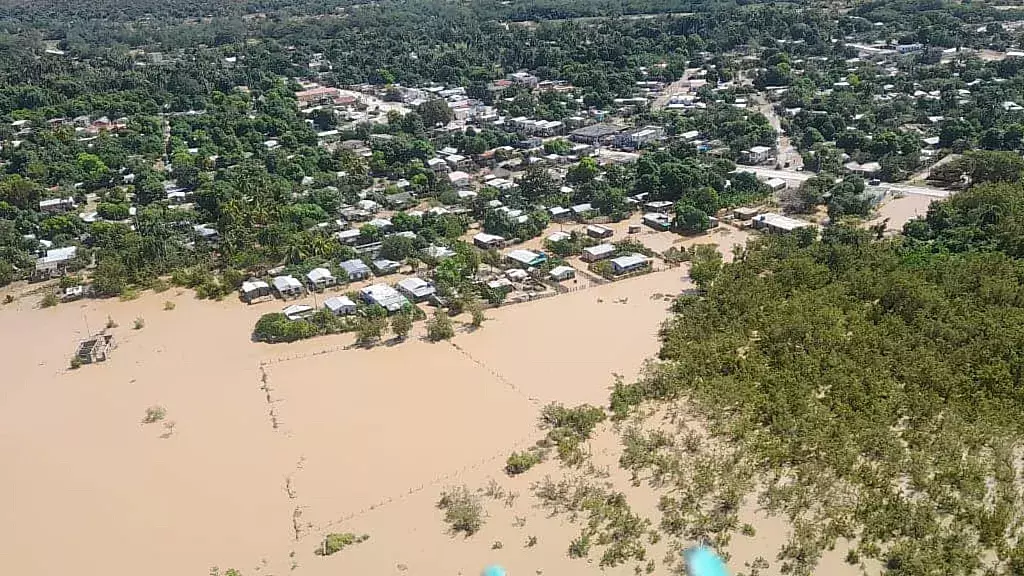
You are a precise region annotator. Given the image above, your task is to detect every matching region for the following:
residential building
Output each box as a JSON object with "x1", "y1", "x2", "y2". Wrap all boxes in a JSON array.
[
  {"x1": 272, "y1": 275, "x2": 304, "y2": 299},
  {"x1": 549, "y1": 206, "x2": 571, "y2": 220},
  {"x1": 359, "y1": 283, "x2": 410, "y2": 313},
  {"x1": 240, "y1": 279, "x2": 272, "y2": 304},
  {"x1": 509, "y1": 71, "x2": 540, "y2": 87},
  {"x1": 372, "y1": 259, "x2": 401, "y2": 275},
  {"x1": 549, "y1": 265, "x2": 576, "y2": 282},
  {"x1": 546, "y1": 230, "x2": 572, "y2": 243},
  {"x1": 582, "y1": 243, "x2": 615, "y2": 262},
  {"x1": 305, "y1": 267, "x2": 337, "y2": 291},
  {"x1": 339, "y1": 258, "x2": 372, "y2": 281},
  {"x1": 505, "y1": 268, "x2": 529, "y2": 282},
  {"x1": 643, "y1": 212, "x2": 671, "y2": 231},
  {"x1": 610, "y1": 254, "x2": 651, "y2": 275},
  {"x1": 423, "y1": 245, "x2": 456, "y2": 260},
  {"x1": 569, "y1": 123, "x2": 623, "y2": 146},
  {"x1": 572, "y1": 203, "x2": 596, "y2": 218},
  {"x1": 742, "y1": 146, "x2": 773, "y2": 165},
  {"x1": 614, "y1": 126, "x2": 665, "y2": 150},
  {"x1": 34, "y1": 246, "x2": 78, "y2": 278},
  {"x1": 427, "y1": 157, "x2": 449, "y2": 173},
  {"x1": 448, "y1": 171, "x2": 471, "y2": 187},
  {"x1": 844, "y1": 161, "x2": 882, "y2": 177},
  {"x1": 39, "y1": 197, "x2": 76, "y2": 214},
  {"x1": 396, "y1": 277, "x2": 436, "y2": 301},
  {"x1": 586, "y1": 224, "x2": 614, "y2": 239},
  {"x1": 505, "y1": 249, "x2": 548, "y2": 268},
  {"x1": 765, "y1": 178, "x2": 788, "y2": 191},
  {"x1": 645, "y1": 200, "x2": 673, "y2": 213},
  {"x1": 473, "y1": 232, "x2": 506, "y2": 249},
  {"x1": 751, "y1": 212, "x2": 814, "y2": 233},
  {"x1": 336, "y1": 228, "x2": 361, "y2": 245},
  {"x1": 323, "y1": 295, "x2": 357, "y2": 316},
  {"x1": 283, "y1": 304, "x2": 316, "y2": 321}
]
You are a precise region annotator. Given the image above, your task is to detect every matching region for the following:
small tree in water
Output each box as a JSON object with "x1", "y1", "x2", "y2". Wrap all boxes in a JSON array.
[
  {"x1": 391, "y1": 308, "x2": 413, "y2": 340},
  {"x1": 427, "y1": 308, "x2": 455, "y2": 341}
]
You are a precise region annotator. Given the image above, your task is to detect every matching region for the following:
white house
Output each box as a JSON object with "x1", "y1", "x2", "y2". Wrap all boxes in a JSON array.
[
  {"x1": 323, "y1": 295, "x2": 357, "y2": 316},
  {"x1": 582, "y1": 243, "x2": 615, "y2": 262},
  {"x1": 610, "y1": 254, "x2": 650, "y2": 275},
  {"x1": 549, "y1": 265, "x2": 576, "y2": 282},
  {"x1": 34, "y1": 246, "x2": 78, "y2": 278},
  {"x1": 272, "y1": 275, "x2": 304, "y2": 299},
  {"x1": 283, "y1": 304, "x2": 315, "y2": 321},
  {"x1": 473, "y1": 232, "x2": 506, "y2": 249},
  {"x1": 751, "y1": 213, "x2": 813, "y2": 233},
  {"x1": 505, "y1": 249, "x2": 547, "y2": 268},
  {"x1": 396, "y1": 277, "x2": 436, "y2": 301},
  {"x1": 743, "y1": 146, "x2": 773, "y2": 164},
  {"x1": 240, "y1": 279, "x2": 271, "y2": 303},
  {"x1": 305, "y1": 267, "x2": 337, "y2": 291},
  {"x1": 339, "y1": 258, "x2": 372, "y2": 280},
  {"x1": 359, "y1": 284, "x2": 410, "y2": 313},
  {"x1": 448, "y1": 171, "x2": 471, "y2": 187}
]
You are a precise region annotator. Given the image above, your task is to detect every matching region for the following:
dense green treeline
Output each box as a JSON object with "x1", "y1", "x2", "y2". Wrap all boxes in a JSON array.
[{"x1": 611, "y1": 182, "x2": 1024, "y2": 573}]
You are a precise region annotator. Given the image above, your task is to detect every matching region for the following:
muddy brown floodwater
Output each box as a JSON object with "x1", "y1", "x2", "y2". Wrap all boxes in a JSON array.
[{"x1": 1, "y1": 226, "x2": 863, "y2": 576}]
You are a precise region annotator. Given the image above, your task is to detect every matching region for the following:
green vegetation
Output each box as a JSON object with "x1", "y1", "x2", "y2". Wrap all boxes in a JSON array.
[
  {"x1": 163, "y1": 300, "x2": 176, "y2": 311},
  {"x1": 467, "y1": 299, "x2": 486, "y2": 328},
  {"x1": 538, "y1": 403, "x2": 606, "y2": 466},
  {"x1": 610, "y1": 183, "x2": 1024, "y2": 572},
  {"x1": 426, "y1": 308, "x2": 455, "y2": 342},
  {"x1": 133, "y1": 316, "x2": 145, "y2": 330},
  {"x1": 390, "y1": 309, "x2": 414, "y2": 340},
  {"x1": 315, "y1": 533, "x2": 369, "y2": 556},
  {"x1": 505, "y1": 450, "x2": 542, "y2": 476},
  {"x1": 437, "y1": 485, "x2": 485, "y2": 537},
  {"x1": 40, "y1": 291, "x2": 58, "y2": 308},
  {"x1": 69, "y1": 356, "x2": 82, "y2": 370},
  {"x1": 142, "y1": 405, "x2": 166, "y2": 424}
]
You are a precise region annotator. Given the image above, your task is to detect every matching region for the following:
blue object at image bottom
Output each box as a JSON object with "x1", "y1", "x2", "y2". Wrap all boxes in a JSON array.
[
  {"x1": 684, "y1": 546, "x2": 730, "y2": 576},
  {"x1": 482, "y1": 565, "x2": 507, "y2": 576}
]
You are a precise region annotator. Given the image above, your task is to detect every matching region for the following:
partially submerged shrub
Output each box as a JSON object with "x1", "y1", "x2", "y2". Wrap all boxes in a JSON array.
[
  {"x1": 505, "y1": 450, "x2": 542, "y2": 476},
  {"x1": 315, "y1": 532, "x2": 369, "y2": 556},
  {"x1": 437, "y1": 485, "x2": 484, "y2": 536},
  {"x1": 142, "y1": 405, "x2": 166, "y2": 424}
]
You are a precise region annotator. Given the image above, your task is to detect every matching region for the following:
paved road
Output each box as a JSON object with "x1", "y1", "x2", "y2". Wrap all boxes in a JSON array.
[{"x1": 737, "y1": 166, "x2": 952, "y2": 198}]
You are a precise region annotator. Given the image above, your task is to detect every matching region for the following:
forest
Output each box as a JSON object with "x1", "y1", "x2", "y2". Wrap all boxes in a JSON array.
[{"x1": 610, "y1": 181, "x2": 1024, "y2": 573}]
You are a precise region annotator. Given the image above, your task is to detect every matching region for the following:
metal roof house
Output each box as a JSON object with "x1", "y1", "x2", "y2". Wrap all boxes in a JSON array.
[
  {"x1": 305, "y1": 267, "x2": 337, "y2": 291},
  {"x1": 283, "y1": 303, "x2": 315, "y2": 321},
  {"x1": 34, "y1": 246, "x2": 78, "y2": 278},
  {"x1": 423, "y1": 245, "x2": 456, "y2": 260},
  {"x1": 336, "y1": 228, "x2": 362, "y2": 245},
  {"x1": 586, "y1": 224, "x2": 614, "y2": 239},
  {"x1": 372, "y1": 259, "x2": 401, "y2": 275},
  {"x1": 240, "y1": 279, "x2": 271, "y2": 303},
  {"x1": 272, "y1": 275, "x2": 304, "y2": 299},
  {"x1": 582, "y1": 243, "x2": 615, "y2": 262},
  {"x1": 643, "y1": 212, "x2": 671, "y2": 231},
  {"x1": 610, "y1": 254, "x2": 651, "y2": 275},
  {"x1": 359, "y1": 284, "x2": 410, "y2": 313},
  {"x1": 473, "y1": 232, "x2": 506, "y2": 249},
  {"x1": 549, "y1": 265, "x2": 576, "y2": 282},
  {"x1": 339, "y1": 258, "x2": 372, "y2": 281},
  {"x1": 396, "y1": 277, "x2": 436, "y2": 301},
  {"x1": 751, "y1": 213, "x2": 813, "y2": 234},
  {"x1": 505, "y1": 249, "x2": 547, "y2": 268},
  {"x1": 323, "y1": 295, "x2": 357, "y2": 316}
]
